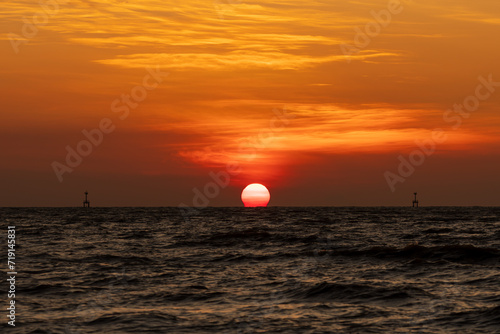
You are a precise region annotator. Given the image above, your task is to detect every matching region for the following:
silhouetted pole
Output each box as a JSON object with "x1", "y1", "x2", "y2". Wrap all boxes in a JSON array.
[
  {"x1": 412, "y1": 192, "x2": 418, "y2": 208},
  {"x1": 83, "y1": 191, "x2": 90, "y2": 208}
]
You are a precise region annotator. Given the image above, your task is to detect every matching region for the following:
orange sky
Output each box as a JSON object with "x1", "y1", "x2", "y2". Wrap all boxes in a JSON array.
[{"x1": 1, "y1": 0, "x2": 500, "y2": 206}]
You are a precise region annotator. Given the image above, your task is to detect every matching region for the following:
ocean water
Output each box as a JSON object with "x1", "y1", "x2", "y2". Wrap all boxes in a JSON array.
[{"x1": 3, "y1": 207, "x2": 500, "y2": 333}]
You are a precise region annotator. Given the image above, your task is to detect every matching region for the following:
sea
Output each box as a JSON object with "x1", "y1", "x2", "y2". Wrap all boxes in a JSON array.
[{"x1": 3, "y1": 207, "x2": 500, "y2": 333}]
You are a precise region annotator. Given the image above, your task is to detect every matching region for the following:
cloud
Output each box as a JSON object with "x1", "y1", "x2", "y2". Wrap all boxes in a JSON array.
[
  {"x1": 94, "y1": 51, "x2": 399, "y2": 70},
  {"x1": 169, "y1": 102, "x2": 494, "y2": 174}
]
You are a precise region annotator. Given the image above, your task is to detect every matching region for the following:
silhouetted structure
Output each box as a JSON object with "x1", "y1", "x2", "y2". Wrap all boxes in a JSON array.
[
  {"x1": 83, "y1": 191, "x2": 90, "y2": 208},
  {"x1": 412, "y1": 192, "x2": 419, "y2": 208}
]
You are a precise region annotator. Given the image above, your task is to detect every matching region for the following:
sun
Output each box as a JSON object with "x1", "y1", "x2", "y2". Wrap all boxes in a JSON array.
[{"x1": 241, "y1": 183, "x2": 270, "y2": 207}]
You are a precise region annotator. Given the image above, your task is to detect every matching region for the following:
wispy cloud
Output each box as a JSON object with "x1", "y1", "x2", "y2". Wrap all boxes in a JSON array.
[{"x1": 94, "y1": 51, "x2": 399, "y2": 70}]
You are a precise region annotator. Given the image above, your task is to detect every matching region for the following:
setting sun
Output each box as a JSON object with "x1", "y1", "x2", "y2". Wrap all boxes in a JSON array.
[{"x1": 241, "y1": 183, "x2": 270, "y2": 207}]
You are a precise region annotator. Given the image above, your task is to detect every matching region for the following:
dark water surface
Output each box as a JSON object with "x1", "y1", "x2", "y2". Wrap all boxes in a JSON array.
[{"x1": 2, "y1": 207, "x2": 500, "y2": 333}]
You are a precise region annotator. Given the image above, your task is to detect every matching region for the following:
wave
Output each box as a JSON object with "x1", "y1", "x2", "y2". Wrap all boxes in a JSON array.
[
  {"x1": 174, "y1": 230, "x2": 325, "y2": 249},
  {"x1": 422, "y1": 227, "x2": 454, "y2": 234},
  {"x1": 287, "y1": 281, "x2": 429, "y2": 302},
  {"x1": 208, "y1": 228, "x2": 272, "y2": 241},
  {"x1": 330, "y1": 244, "x2": 500, "y2": 263},
  {"x1": 143, "y1": 290, "x2": 225, "y2": 302},
  {"x1": 85, "y1": 311, "x2": 178, "y2": 326},
  {"x1": 204, "y1": 244, "x2": 500, "y2": 265},
  {"x1": 22, "y1": 284, "x2": 69, "y2": 295},
  {"x1": 436, "y1": 305, "x2": 500, "y2": 330},
  {"x1": 78, "y1": 254, "x2": 156, "y2": 264}
]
